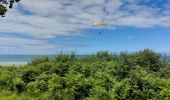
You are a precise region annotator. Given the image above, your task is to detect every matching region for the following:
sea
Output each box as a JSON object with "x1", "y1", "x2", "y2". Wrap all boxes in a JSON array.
[
  {"x1": 0, "y1": 54, "x2": 169, "y2": 65},
  {"x1": 0, "y1": 55, "x2": 55, "y2": 65},
  {"x1": 0, "y1": 55, "x2": 88, "y2": 65}
]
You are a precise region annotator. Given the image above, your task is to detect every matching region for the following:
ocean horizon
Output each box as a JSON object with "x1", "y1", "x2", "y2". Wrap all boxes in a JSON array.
[
  {"x1": 0, "y1": 54, "x2": 169, "y2": 65},
  {"x1": 0, "y1": 55, "x2": 89, "y2": 64},
  {"x1": 0, "y1": 55, "x2": 55, "y2": 64}
]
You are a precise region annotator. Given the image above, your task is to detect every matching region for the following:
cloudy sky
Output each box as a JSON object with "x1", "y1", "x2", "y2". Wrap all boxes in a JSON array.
[{"x1": 1, "y1": 0, "x2": 170, "y2": 54}]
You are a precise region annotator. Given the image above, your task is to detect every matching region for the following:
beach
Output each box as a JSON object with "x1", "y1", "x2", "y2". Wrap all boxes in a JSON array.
[
  {"x1": 0, "y1": 62, "x2": 27, "y2": 67},
  {"x1": 0, "y1": 55, "x2": 53, "y2": 67}
]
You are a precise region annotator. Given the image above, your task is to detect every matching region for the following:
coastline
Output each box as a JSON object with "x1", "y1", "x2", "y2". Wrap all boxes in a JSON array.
[
  {"x1": 0, "y1": 62, "x2": 28, "y2": 67},
  {"x1": 0, "y1": 55, "x2": 55, "y2": 67}
]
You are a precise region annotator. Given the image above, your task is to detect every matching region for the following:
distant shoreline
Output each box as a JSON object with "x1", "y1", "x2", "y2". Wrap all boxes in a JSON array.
[{"x1": 0, "y1": 62, "x2": 27, "y2": 67}]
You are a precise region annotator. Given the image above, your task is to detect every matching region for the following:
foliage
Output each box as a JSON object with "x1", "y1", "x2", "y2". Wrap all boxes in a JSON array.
[
  {"x1": 0, "y1": 4, "x2": 7, "y2": 15},
  {"x1": 0, "y1": 0, "x2": 20, "y2": 16},
  {"x1": 0, "y1": 49, "x2": 170, "y2": 100}
]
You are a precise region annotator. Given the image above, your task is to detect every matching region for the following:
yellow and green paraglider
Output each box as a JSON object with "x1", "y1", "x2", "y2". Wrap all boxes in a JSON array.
[
  {"x1": 93, "y1": 21, "x2": 108, "y2": 35},
  {"x1": 94, "y1": 21, "x2": 108, "y2": 26}
]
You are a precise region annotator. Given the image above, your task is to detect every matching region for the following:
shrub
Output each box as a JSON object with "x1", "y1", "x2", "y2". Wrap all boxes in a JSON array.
[
  {"x1": 29, "y1": 56, "x2": 49, "y2": 66},
  {"x1": 135, "y1": 49, "x2": 162, "y2": 72},
  {"x1": 0, "y1": 49, "x2": 169, "y2": 99},
  {"x1": 96, "y1": 51, "x2": 113, "y2": 61},
  {"x1": 21, "y1": 70, "x2": 38, "y2": 83}
]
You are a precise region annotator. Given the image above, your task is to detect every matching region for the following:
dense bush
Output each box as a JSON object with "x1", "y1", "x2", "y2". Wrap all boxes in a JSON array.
[{"x1": 0, "y1": 49, "x2": 170, "y2": 100}]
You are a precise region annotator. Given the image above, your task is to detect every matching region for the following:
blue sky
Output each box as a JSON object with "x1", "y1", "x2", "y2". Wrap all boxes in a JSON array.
[{"x1": 0, "y1": 0, "x2": 170, "y2": 55}]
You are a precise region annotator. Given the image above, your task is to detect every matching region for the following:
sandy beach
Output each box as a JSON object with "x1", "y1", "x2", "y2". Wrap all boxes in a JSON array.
[{"x1": 0, "y1": 62, "x2": 27, "y2": 67}]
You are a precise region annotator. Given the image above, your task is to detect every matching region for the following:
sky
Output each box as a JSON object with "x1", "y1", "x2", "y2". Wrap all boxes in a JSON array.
[{"x1": 0, "y1": 0, "x2": 170, "y2": 55}]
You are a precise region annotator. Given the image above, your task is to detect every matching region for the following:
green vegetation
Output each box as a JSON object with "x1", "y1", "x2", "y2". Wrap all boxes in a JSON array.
[
  {"x1": 0, "y1": 0, "x2": 20, "y2": 16},
  {"x1": 0, "y1": 49, "x2": 170, "y2": 100}
]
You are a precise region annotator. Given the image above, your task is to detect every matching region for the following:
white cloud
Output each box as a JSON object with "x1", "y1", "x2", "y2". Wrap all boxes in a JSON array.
[
  {"x1": 0, "y1": 0, "x2": 169, "y2": 38},
  {"x1": 0, "y1": 36, "x2": 61, "y2": 54},
  {"x1": 1, "y1": 0, "x2": 170, "y2": 54},
  {"x1": 0, "y1": 35, "x2": 95, "y2": 54}
]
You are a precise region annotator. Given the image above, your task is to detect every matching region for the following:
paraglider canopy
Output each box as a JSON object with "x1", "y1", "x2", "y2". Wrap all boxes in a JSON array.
[{"x1": 94, "y1": 21, "x2": 108, "y2": 26}]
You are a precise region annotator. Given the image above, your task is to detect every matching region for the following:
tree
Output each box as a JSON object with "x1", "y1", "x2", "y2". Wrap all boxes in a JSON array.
[{"x1": 0, "y1": 0, "x2": 21, "y2": 16}]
